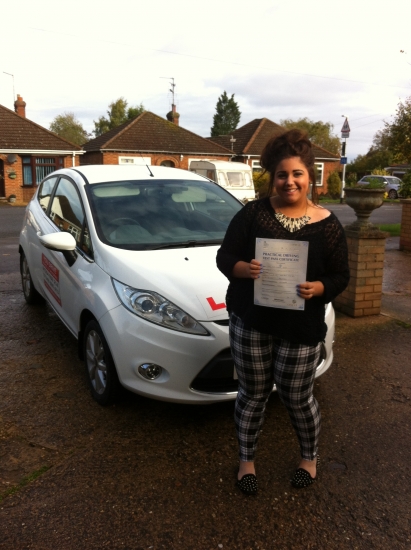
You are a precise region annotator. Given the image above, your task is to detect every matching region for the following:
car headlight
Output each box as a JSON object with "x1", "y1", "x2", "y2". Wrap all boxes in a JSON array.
[{"x1": 112, "y1": 279, "x2": 209, "y2": 336}]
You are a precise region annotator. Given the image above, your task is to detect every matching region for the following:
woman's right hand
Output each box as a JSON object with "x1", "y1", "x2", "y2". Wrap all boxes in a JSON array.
[{"x1": 232, "y1": 259, "x2": 262, "y2": 279}]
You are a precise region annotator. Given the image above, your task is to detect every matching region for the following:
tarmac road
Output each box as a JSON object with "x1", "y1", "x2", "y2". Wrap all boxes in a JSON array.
[{"x1": 0, "y1": 202, "x2": 410, "y2": 549}]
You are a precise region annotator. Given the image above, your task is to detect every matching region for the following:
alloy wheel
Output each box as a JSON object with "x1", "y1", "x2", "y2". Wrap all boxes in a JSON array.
[{"x1": 85, "y1": 330, "x2": 107, "y2": 395}]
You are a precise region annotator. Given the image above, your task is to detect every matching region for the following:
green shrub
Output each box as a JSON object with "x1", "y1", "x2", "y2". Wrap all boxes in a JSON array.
[
  {"x1": 327, "y1": 171, "x2": 342, "y2": 199},
  {"x1": 253, "y1": 171, "x2": 270, "y2": 198},
  {"x1": 399, "y1": 171, "x2": 411, "y2": 198},
  {"x1": 371, "y1": 168, "x2": 389, "y2": 176},
  {"x1": 345, "y1": 173, "x2": 358, "y2": 186},
  {"x1": 346, "y1": 176, "x2": 385, "y2": 189}
]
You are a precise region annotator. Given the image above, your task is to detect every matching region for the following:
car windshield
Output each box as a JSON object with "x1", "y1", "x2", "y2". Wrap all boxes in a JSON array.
[{"x1": 87, "y1": 178, "x2": 243, "y2": 250}]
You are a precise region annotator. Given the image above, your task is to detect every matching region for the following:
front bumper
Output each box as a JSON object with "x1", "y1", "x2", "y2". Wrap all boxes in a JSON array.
[{"x1": 99, "y1": 303, "x2": 335, "y2": 404}]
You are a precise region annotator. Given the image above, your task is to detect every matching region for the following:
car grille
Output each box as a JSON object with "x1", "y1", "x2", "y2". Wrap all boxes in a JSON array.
[{"x1": 190, "y1": 349, "x2": 238, "y2": 394}]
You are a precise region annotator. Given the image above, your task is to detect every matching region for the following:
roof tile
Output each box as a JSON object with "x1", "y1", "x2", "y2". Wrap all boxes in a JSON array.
[
  {"x1": 0, "y1": 104, "x2": 82, "y2": 151},
  {"x1": 208, "y1": 118, "x2": 339, "y2": 159},
  {"x1": 83, "y1": 111, "x2": 233, "y2": 155}
]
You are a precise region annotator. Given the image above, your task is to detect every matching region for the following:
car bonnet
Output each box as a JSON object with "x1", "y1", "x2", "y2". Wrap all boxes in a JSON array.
[{"x1": 95, "y1": 244, "x2": 229, "y2": 322}]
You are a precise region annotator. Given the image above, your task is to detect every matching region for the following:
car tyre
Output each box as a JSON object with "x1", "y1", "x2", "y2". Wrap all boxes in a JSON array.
[
  {"x1": 20, "y1": 252, "x2": 45, "y2": 305},
  {"x1": 83, "y1": 320, "x2": 121, "y2": 405},
  {"x1": 388, "y1": 189, "x2": 398, "y2": 199}
]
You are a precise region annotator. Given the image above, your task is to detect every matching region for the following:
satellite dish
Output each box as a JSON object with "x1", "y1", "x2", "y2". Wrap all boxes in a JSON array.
[{"x1": 7, "y1": 154, "x2": 17, "y2": 164}]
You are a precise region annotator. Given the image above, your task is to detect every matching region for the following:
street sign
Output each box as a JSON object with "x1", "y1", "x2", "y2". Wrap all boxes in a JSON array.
[
  {"x1": 341, "y1": 118, "x2": 350, "y2": 138},
  {"x1": 340, "y1": 157, "x2": 347, "y2": 164}
]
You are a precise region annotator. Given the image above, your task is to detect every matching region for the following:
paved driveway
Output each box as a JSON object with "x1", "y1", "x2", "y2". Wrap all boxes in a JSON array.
[{"x1": 1, "y1": 202, "x2": 410, "y2": 549}]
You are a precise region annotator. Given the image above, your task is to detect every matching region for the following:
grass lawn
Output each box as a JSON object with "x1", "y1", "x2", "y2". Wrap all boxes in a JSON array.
[{"x1": 377, "y1": 224, "x2": 401, "y2": 237}]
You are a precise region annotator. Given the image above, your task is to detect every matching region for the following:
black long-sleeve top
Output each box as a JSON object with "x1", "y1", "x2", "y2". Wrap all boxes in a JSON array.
[{"x1": 216, "y1": 198, "x2": 350, "y2": 345}]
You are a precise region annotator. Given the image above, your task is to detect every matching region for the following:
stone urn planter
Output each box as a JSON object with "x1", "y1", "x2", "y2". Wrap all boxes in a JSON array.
[{"x1": 343, "y1": 187, "x2": 386, "y2": 229}]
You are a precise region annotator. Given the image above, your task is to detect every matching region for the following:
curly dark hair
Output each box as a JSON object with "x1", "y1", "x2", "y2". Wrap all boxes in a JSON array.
[{"x1": 260, "y1": 129, "x2": 318, "y2": 203}]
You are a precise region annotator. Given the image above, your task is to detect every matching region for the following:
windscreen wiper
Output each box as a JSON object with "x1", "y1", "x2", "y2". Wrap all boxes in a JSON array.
[{"x1": 151, "y1": 240, "x2": 221, "y2": 250}]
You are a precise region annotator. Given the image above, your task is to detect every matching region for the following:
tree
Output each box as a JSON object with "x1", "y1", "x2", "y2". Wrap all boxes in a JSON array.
[
  {"x1": 93, "y1": 97, "x2": 145, "y2": 137},
  {"x1": 382, "y1": 96, "x2": 411, "y2": 163},
  {"x1": 347, "y1": 129, "x2": 394, "y2": 177},
  {"x1": 210, "y1": 91, "x2": 241, "y2": 137},
  {"x1": 279, "y1": 117, "x2": 341, "y2": 155},
  {"x1": 348, "y1": 96, "x2": 411, "y2": 178},
  {"x1": 326, "y1": 171, "x2": 342, "y2": 199},
  {"x1": 399, "y1": 170, "x2": 411, "y2": 198},
  {"x1": 49, "y1": 112, "x2": 90, "y2": 146}
]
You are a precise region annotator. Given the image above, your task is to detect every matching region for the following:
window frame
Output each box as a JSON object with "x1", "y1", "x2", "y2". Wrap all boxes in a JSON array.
[
  {"x1": 314, "y1": 162, "x2": 324, "y2": 187},
  {"x1": 22, "y1": 156, "x2": 64, "y2": 187},
  {"x1": 47, "y1": 176, "x2": 93, "y2": 259},
  {"x1": 118, "y1": 156, "x2": 151, "y2": 165}
]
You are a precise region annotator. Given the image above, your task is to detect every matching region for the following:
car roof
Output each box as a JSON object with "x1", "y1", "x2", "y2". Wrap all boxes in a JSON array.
[
  {"x1": 57, "y1": 165, "x2": 209, "y2": 185},
  {"x1": 192, "y1": 160, "x2": 251, "y2": 170},
  {"x1": 363, "y1": 175, "x2": 397, "y2": 179}
]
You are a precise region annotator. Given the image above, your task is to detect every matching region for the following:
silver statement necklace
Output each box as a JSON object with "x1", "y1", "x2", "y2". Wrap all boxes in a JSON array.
[{"x1": 274, "y1": 201, "x2": 311, "y2": 233}]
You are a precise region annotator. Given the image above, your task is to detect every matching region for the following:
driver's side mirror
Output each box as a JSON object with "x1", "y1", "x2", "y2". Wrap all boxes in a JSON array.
[{"x1": 39, "y1": 232, "x2": 78, "y2": 267}]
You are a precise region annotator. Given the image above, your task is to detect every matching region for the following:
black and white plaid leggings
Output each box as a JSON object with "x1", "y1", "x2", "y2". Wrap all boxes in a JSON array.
[{"x1": 229, "y1": 312, "x2": 322, "y2": 462}]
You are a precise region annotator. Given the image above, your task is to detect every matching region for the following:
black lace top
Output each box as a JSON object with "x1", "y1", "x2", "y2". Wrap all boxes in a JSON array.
[{"x1": 216, "y1": 198, "x2": 350, "y2": 345}]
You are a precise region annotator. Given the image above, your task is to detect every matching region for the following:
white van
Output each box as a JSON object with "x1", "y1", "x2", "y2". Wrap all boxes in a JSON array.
[{"x1": 189, "y1": 160, "x2": 255, "y2": 202}]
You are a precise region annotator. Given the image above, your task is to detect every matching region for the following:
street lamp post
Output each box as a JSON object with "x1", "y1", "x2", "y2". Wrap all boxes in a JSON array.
[{"x1": 340, "y1": 116, "x2": 350, "y2": 203}]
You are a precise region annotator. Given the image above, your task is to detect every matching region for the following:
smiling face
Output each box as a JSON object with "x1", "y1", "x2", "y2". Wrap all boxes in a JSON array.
[{"x1": 273, "y1": 157, "x2": 310, "y2": 206}]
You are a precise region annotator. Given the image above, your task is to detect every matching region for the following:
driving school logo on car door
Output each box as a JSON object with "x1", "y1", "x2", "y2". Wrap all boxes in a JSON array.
[{"x1": 42, "y1": 254, "x2": 62, "y2": 306}]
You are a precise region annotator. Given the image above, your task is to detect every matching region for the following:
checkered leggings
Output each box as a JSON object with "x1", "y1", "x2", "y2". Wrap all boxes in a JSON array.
[{"x1": 229, "y1": 312, "x2": 322, "y2": 462}]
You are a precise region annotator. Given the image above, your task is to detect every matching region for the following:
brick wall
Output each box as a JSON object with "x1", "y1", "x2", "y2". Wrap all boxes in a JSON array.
[
  {"x1": 399, "y1": 199, "x2": 411, "y2": 252},
  {"x1": 1, "y1": 154, "x2": 81, "y2": 203},
  {"x1": 0, "y1": 153, "x2": 23, "y2": 200},
  {"x1": 334, "y1": 228, "x2": 387, "y2": 317}
]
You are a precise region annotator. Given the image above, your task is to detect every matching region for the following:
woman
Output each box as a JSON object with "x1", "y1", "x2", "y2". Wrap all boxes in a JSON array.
[{"x1": 216, "y1": 129, "x2": 349, "y2": 494}]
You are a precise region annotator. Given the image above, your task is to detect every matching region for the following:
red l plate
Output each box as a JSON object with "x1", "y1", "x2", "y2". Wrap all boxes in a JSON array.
[{"x1": 206, "y1": 297, "x2": 226, "y2": 311}]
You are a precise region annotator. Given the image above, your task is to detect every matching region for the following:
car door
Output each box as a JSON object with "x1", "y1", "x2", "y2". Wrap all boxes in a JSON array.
[
  {"x1": 25, "y1": 176, "x2": 60, "y2": 293},
  {"x1": 39, "y1": 176, "x2": 95, "y2": 335}
]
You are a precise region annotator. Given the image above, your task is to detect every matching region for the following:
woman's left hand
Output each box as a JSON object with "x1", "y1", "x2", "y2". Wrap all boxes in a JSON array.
[{"x1": 297, "y1": 281, "x2": 324, "y2": 300}]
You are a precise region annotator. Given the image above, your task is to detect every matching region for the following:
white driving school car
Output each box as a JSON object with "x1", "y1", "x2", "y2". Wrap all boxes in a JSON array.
[{"x1": 19, "y1": 165, "x2": 335, "y2": 405}]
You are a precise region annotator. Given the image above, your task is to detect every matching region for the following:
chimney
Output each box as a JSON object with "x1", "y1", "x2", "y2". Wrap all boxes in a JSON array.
[
  {"x1": 14, "y1": 94, "x2": 26, "y2": 118},
  {"x1": 166, "y1": 104, "x2": 180, "y2": 126}
]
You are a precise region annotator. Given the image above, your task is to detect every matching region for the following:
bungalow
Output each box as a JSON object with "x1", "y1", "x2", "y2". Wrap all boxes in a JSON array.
[
  {"x1": 207, "y1": 118, "x2": 341, "y2": 195},
  {"x1": 81, "y1": 108, "x2": 233, "y2": 168},
  {"x1": 0, "y1": 96, "x2": 83, "y2": 203}
]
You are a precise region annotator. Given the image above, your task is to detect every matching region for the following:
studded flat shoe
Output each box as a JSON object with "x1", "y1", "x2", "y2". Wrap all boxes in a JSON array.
[
  {"x1": 236, "y1": 473, "x2": 258, "y2": 495},
  {"x1": 290, "y1": 455, "x2": 320, "y2": 489}
]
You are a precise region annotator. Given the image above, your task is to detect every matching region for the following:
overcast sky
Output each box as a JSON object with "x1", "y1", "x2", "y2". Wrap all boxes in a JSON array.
[{"x1": 1, "y1": 0, "x2": 410, "y2": 160}]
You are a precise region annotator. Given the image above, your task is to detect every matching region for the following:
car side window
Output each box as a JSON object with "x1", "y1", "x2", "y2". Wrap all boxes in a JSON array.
[
  {"x1": 82, "y1": 223, "x2": 93, "y2": 257},
  {"x1": 38, "y1": 176, "x2": 58, "y2": 212},
  {"x1": 49, "y1": 177, "x2": 85, "y2": 247}
]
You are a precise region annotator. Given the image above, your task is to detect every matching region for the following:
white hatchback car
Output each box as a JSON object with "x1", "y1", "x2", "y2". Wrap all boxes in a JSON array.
[{"x1": 19, "y1": 165, "x2": 335, "y2": 405}]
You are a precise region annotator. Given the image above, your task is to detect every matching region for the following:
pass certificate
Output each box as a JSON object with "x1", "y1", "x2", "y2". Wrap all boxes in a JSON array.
[{"x1": 254, "y1": 238, "x2": 309, "y2": 310}]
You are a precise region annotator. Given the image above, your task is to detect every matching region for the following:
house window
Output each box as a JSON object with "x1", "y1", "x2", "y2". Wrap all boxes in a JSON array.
[
  {"x1": 314, "y1": 163, "x2": 324, "y2": 186},
  {"x1": 252, "y1": 160, "x2": 262, "y2": 173},
  {"x1": 118, "y1": 156, "x2": 151, "y2": 165},
  {"x1": 22, "y1": 157, "x2": 64, "y2": 186}
]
